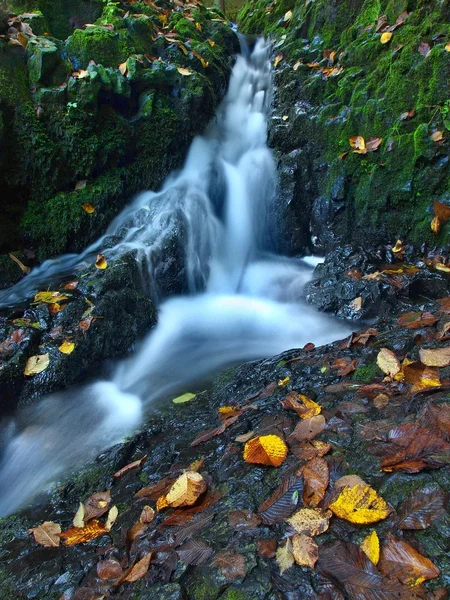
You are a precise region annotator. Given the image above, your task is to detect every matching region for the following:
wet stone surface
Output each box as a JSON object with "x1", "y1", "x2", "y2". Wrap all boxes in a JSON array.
[{"x1": 0, "y1": 246, "x2": 449, "y2": 599}]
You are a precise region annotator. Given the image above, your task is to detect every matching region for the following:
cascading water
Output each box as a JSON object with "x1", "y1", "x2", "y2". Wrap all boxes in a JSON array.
[{"x1": 0, "y1": 39, "x2": 347, "y2": 516}]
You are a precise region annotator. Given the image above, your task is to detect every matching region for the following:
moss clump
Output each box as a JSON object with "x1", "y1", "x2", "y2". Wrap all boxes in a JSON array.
[
  {"x1": 353, "y1": 362, "x2": 380, "y2": 382},
  {"x1": 65, "y1": 26, "x2": 130, "y2": 70}
]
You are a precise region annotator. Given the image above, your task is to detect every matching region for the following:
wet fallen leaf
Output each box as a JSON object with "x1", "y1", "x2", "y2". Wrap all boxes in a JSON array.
[
  {"x1": 290, "y1": 439, "x2": 331, "y2": 461},
  {"x1": 284, "y1": 10, "x2": 293, "y2": 22},
  {"x1": 361, "y1": 531, "x2": 380, "y2": 565},
  {"x1": 377, "y1": 348, "x2": 400, "y2": 377},
  {"x1": 24, "y1": 353, "x2": 50, "y2": 376},
  {"x1": 73, "y1": 502, "x2": 85, "y2": 528},
  {"x1": 379, "y1": 534, "x2": 440, "y2": 586},
  {"x1": 392, "y1": 239, "x2": 403, "y2": 253},
  {"x1": 235, "y1": 431, "x2": 254, "y2": 443},
  {"x1": 243, "y1": 434, "x2": 288, "y2": 467},
  {"x1": 34, "y1": 291, "x2": 68, "y2": 304},
  {"x1": 431, "y1": 130, "x2": 443, "y2": 142},
  {"x1": 292, "y1": 533, "x2": 318, "y2": 568},
  {"x1": 397, "y1": 487, "x2": 447, "y2": 530},
  {"x1": 373, "y1": 393, "x2": 390, "y2": 409},
  {"x1": 399, "y1": 109, "x2": 416, "y2": 121},
  {"x1": 281, "y1": 392, "x2": 321, "y2": 418},
  {"x1": 349, "y1": 135, "x2": 366, "y2": 153},
  {"x1": 434, "y1": 200, "x2": 450, "y2": 221},
  {"x1": 214, "y1": 552, "x2": 247, "y2": 581},
  {"x1": 398, "y1": 311, "x2": 440, "y2": 329},
  {"x1": 276, "y1": 539, "x2": 294, "y2": 574},
  {"x1": 318, "y1": 541, "x2": 419, "y2": 599},
  {"x1": 113, "y1": 455, "x2": 147, "y2": 479},
  {"x1": 161, "y1": 490, "x2": 221, "y2": 527},
  {"x1": 164, "y1": 471, "x2": 207, "y2": 508},
  {"x1": 380, "y1": 423, "x2": 450, "y2": 472},
  {"x1": 303, "y1": 457, "x2": 329, "y2": 507},
  {"x1": 365, "y1": 137, "x2": 382, "y2": 151},
  {"x1": 350, "y1": 296, "x2": 363, "y2": 311},
  {"x1": 176, "y1": 539, "x2": 213, "y2": 566},
  {"x1": 83, "y1": 490, "x2": 111, "y2": 522},
  {"x1": 258, "y1": 473, "x2": 303, "y2": 525},
  {"x1": 402, "y1": 362, "x2": 441, "y2": 393},
  {"x1": 286, "y1": 507, "x2": 332, "y2": 536},
  {"x1": 288, "y1": 414, "x2": 326, "y2": 443},
  {"x1": 79, "y1": 316, "x2": 95, "y2": 331},
  {"x1": 228, "y1": 509, "x2": 261, "y2": 530},
  {"x1": 82, "y1": 202, "x2": 95, "y2": 214},
  {"x1": 421, "y1": 403, "x2": 450, "y2": 439},
  {"x1": 172, "y1": 392, "x2": 197, "y2": 404},
  {"x1": 95, "y1": 254, "x2": 107, "y2": 269},
  {"x1": 105, "y1": 506, "x2": 118, "y2": 531},
  {"x1": 328, "y1": 484, "x2": 391, "y2": 524},
  {"x1": 257, "y1": 538, "x2": 277, "y2": 558},
  {"x1": 191, "y1": 414, "x2": 239, "y2": 446},
  {"x1": 381, "y1": 31, "x2": 392, "y2": 43},
  {"x1": 97, "y1": 559, "x2": 123, "y2": 580},
  {"x1": 431, "y1": 216, "x2": 441, "y2": 234},
  {"x1": 114, "y1": 552, "x2": 152, "y2": 585},
  {"x1": 218, "y1": 405, "x2": 241, "y2": 418},
  {"x1": 135, "y1": 474, "x2": 178, "y2": 500},
  {"x1": 58, "y1": 340, "x2": 75, "y2": 355},
  {"x1": 118, "y1": 61, "x2": 127, "y2": 75},
  {"x1": 29, "y1": 521, "x2": 61, "y2": 547},
  {"x1": 419, "y1": 346, "x2": 450, "y2": 367},
  {"x1": 278, "y1": 376, "x2": 290, "y2": 386},
  {"x1": 418, "y1": 41, "x2": 431, "y2": 57},
  {"x1": 61, "y1": 520, "x2": 108, "y2": 545},
  {"x1": 274, "y1": 53, "x2": 283, "y2": 68},
  {"x1": 446, "y1": 43, "x2": 450, "y2": 52},
  {"x1": 333, "y1": 358, "x2": 359, "y2": 377},
  {"x1": 435, "y1": 262, "x2": 450, "y2": 273}
]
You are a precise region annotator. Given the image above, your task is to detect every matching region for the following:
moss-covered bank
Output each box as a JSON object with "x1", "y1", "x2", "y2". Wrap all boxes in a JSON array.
[
  {"x1": 0, "y1": 0, "x2": 238, "y2": 270},
  {"x1": 239, "y1": 0, "x2": 450, "y2": 252}
]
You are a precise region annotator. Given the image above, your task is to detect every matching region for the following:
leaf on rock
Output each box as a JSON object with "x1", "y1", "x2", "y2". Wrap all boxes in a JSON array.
[
  {"x1": 191, "y1": 414, "x2": 239, "y2": 446},
  {"x1": 333, "y1": 358, "x2": 359, "y2": 377},
  {"x1": 376, "y1": 348, "x2": 400, "y2": 377},
  {"x1": 83, "y1": 490, "x2": 111, "y2": 522},
  {"x1": 421, "y1": 403, "x2": 450, "y2": 439},
  {"x1": 328, "y1": 484, "x2": 391, "y2": 524},
  {"x1": 291, "y1": 439, "x2": 331, "y2": 461},
  {"x1": 172, "y1": 392, "x2": 197, "y2": 404},
  {"x1": 165, "y1": 471, "x2": 207, "y2": 508},
  {"x1": 114, "y1": 552, "x2": 152, "y2": 585},
  {"x1": 161, "y1": 489, "x2": 221, "y2": 526},
  {"x1": 257, "y1": 538, "x2": 277, "y2": 558},
  {"x1": 24, "y1": 353, "x2": 50, "y2": 376},
  {"x1": 228, "y1": 509, "x2": 261, "y2": 530},
  {"x1": 419, "y1": 346, "x2": 450, "y2": 367},
  {"x1": 135, "y1": 474, "x2": 178, "y2": 500},
  {"x1": 126, "y1": 505, "x2": 155, "y2": 554},
  {"x1": 177, "y1": 66, "x2": 193, "y2": 76},
  {"x1": 243, "y1": 434, "x2": 288, "y2": 467},
  {"x1": 81, "y1": 202, "x2": 95, "y2": 214},
  {"x1": 113, "y1": 455, "x2": 147, "y2": 479},
  {"x1": 349, "y1": 135, "x2": 366, "y2": 153},
  {"x1": 292, "y1": 533, "x2": 318, "y2": 568},
  {"x1": 286, "y1": 507, "x2": 332, "y2": 536},
  {"x1": 303, "y1": 457, "x2": 329, "y2": 507},
  {"x1": 58, "y1": 340, "x2": 75, "y2": 354},
  {"x1": 29, "y1": 521, "x2": 61, "y2": 547},
  {"x1": 398, "y1": 311, "x2": 439, "y2": 329},
  {"x1": 274, "y1": 53, "x2": 283, "y2": 68},
  {"x1": 434, "y1": 201, "x2": 450, "y2": 221},
  {"x1": 176, "y1": 539, "x2": 214, "y2": 566},
  {"x1": 381, "y1": 31, "x2": 392, "y2": 43},
  {"x1": 402, "y1": 362, "x2": 441, "y2": 393},
  {"x1": 95, "y1": 254, "x2": 107, "y2": 269},
  {"x1": 288, "y1": 415, "x2": 326, "y2": 443},
  {"x1": 380, "y1": 423, "x2": 450, "y2": 472},
  {"x1": 258, "y1": 473, "x2": 303, "y2": 525},
  {"x1": 361, "y1": 531, "x2": 380, "y2": 565},
  {"x1": 418, "y1": 42, "x2": 431, "y2": 57},
  {"x1": 397, "y1": 488, "x2": 447, "y2": 529},
  {"x1": 379, "y1": 534, "x2": 440, "y2": 586},
  {"x1": 97, "y1": 559, "x2": 123, "y2": 580},
  {"x1": 335, "y1": 474, "x2": 367, "y2": 491},
  {"x1": 61, "y1": 520, "x2": 108, "y2": 546},
  {"x1": 276, "y1": 539, "x2": 294, "y2": 574},
  {"x1": 214, "y1": 552, "x2": 247, "y2": 581},
  {"x1": 318, "y1": 541, "x2": 422, "y2": 600},
  {"x1": 278, "y1": 376, "x2": 290, "y2": 387},
  {"x1": 73, "y1": 502, "x2": 85, "y2": 528},
  {"x1": 281, "y1": 392, "x2": 321, "y2": 418}
]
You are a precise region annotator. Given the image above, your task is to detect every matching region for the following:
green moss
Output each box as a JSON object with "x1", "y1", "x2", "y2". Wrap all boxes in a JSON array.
[
  {"x1": 353, "y1": 362, "x2": 380, "y2": 382},
  {"x1": 65, "y1": 26, "x2": 130, "y2": 69}
]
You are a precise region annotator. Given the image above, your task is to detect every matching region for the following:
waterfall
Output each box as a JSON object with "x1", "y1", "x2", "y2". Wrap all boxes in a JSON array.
[{"x1": 0, "y1": 39, "x2": 347, "y2": 516}]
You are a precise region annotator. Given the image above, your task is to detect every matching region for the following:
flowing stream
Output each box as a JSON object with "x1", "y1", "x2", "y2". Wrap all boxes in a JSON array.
[{"x1": 0, "y1": 39, "x2": 347, "y2": 516}]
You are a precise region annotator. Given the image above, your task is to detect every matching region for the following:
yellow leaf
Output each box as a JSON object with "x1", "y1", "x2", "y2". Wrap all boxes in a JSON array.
[
  {"x1": 431, "y1": 216, "x2": 441, "y2": 234},
  {"x1": 58, "y1": 340, "x2": 75, "y2": 355},
  {"x1": 293, "y1": 60, "x2": 302, "y2": 70},
  {"x1": 177, "y1": 67, "x2": 193, "y2": 76},
  {"x1": 291, "y1": 533, "x2": 318, "y2": 568},
  {"x1": 377, "y1": 348, "x2": 401, "y2": 377},
  {"x1": 95, "y1": 254, "x2": 108, "y2": 269},
  {"x1": 165, "y1": 471, "x2": 207, "y2": 507},
  {"x1": 419, "y1": 346, "x2": 450, "y2": 367},
  {"x1": 81, "y1": 202, "x2": 95, "y2": 214},
  {"x1": 200, "y1": 57, "x2": 209, "y2": 68},
  {"x1": 278, "y1": 376, "x2": 290, "y2": 386},
  {"x1": 361, "y1": 530, "x2": 380, "y2": 564},
  {"x1": 172, "y1": 392, "x2": 197, "y2": 404},
  {"x1": 392, "y1": 238, "x2": 403, "y2": 253},
  {"x1": 156, "y1": 495, "x2": 169, "y2": 511},
  {"x1": 431, "y1": 130, "x2": 444, "y2": 142},
  {"x1": 207, "y1": 39, "x2": 215, "y2": 47},
  {"x1": 284, "y1": 10, "x2": 293, "y2": 21},
  {"x1": 350, "y1": 296, "x2": 363, "y2": 311},
  {"x1": 34, "y1": 291, "x2": 69, "y2": 304},
  {"x1": 61, "y1": 520, "x2": 108, "y2": 546},
  {"x1": 435, "y1": 262, "x2": 450, "y2": 273},
  {"x1": 243, "y1": 434, "x2": 288, "y2": 467},
  {"x1": 381, "y1": 32, "x2": 393, "y2": 44},
  {"x1": 297, "y1": 394, "x2": 321, "y2": 419},
  {"x1": 445, "y1": 42, "x2": 450, "y2": 52},
  {"x1": 286, "y1": 508, "x2": 332, "y2": 536},
  {"x1": 24, "y1": 354, "x2": 50, "y2": 376},
  {"x1": 329, "y1": 483, "x2": 391, "y2": 524},
  {"x1": 349, "y1": 135, "x2": 366, "y2": 154},
  {"x1": 105, "y1": 505, "x2": 119, "y2": 531},
  {"x1": 73, "y1": 503, "x2": 85, "y2": 528},
  {"x1": 276, "y1": 539, "x2": 294, "y2": 574},
  {"x1": 218, "y1": 405, "x2": 240, "y2": 417},
  {"x1": 118, "y1": 61, "x2": 127, "y2": 75},
  {"x1": 274, "y1": 53, "x2": 283, "y2": 68},
  {"x1": 195, "y1": 22, "x2": 202, "y2": 31}
]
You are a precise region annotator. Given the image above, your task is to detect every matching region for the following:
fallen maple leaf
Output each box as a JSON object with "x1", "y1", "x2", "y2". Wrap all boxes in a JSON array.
[
  {"x1": 243, "y1": 434, "x2": 288, "y2": 467},
  {"x1": 328, "y1": 483, "x2": 391, "y2": 524}
]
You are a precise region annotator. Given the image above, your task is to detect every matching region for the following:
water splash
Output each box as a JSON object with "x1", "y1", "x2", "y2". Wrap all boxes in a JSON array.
[{"x1": 0, "y1": 40, "x2": 346, "y2": 515}]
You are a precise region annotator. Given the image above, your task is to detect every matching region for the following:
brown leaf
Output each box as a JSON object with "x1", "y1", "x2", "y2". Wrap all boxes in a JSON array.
[
  {"x1": 135, "y1": 474, "x2": 178, "y2": 500},
  {"x1": 398, "y1": 311, "x2": 439, "y2": 329},
  {"x1": 402, "y1": 362, "x2": 441, "y2": 393},
  {"x1": 287, "y1": 415, "x2": 326, "y2": 443},
  {"x1": 380, "y1": 423, "x2": 450, "y2": 473},
  {"x1": 379, "y1": 534, "x2": 439, "y2": 586},
  {"x1": 365, "y1": 137, "x2": 382, "y2": 152},
  {"x1": 176, "y1": 539, "x2": 213, "y2": 565},
  {"x1": 83, "y1": 490, "x2": 111, "y2": 522},
  {"x1": 421, "y1": 404, "x2": 450, "y2": 439},
  {"x1": 113, "y1": 455, "x2": 147, "y2": 479},
  {"x1": 228, "y1": 509, "x2": 261, "y2": 530},
  {"x1": 397, "y1": 487, "x2": 447, "y2": 529},
  {"x1": 399, "y1": 109, "x2": 416, "y2": 121},
  {"x1": 303, "y1": 457, "x2": 329, "y2": 507},
  {"x1": 257, "y1": 538, "x2": 277, "y2": 558},
  {"x1": 214, "y1": 552, "x2": 246, "y2": 582},
  {"x1": 418, "y1": 42, "x2": 431, "y2": 57},
  {"x1": 419, "y1": 346, "x2": 450, "y2": 367},
  {"x1": 292, "y1": 533, "x2": 318, "y2": 568},
  {"x1": 291, "y1": 439, "x2": 331, "y2": 461},
  {"x1": 114, "y1": 552, "x2": 152, "y2": 585},
  {"x1": 161, "y1": 490, "x2": 221, "y2": 527},
  {"x1": 318, "y1": 541, "x2": 423, "y2": 599},
  {"x1": 29, "y1": 521, "x2": 61, "y2": 547},
  {"x1": 97, "y1": 559, "x2": 123, "y2": 580},
  {"x1": 334, "y1": 474, "x2": 367, "y2": 492},
  {"x1": 191, "y1": 415, "x2": 239, "y2": 446},
  {"x1": 333, "y1": 358, "x2": 359, "y2": 377},
  {"x1": 434, "y1": 201, "x2": 450, "y2": 221},
  {"x1": 258, "y1": 473, "x2": 303, "y2": 525}
]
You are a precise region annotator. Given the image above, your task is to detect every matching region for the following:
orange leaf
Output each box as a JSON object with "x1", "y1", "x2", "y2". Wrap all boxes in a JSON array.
[
  {"x1": 165, "y1": 470, "x2": 207, "y2": 507},
  {"x1": 434, "y1": 200, "x2": 450, "y2": 221},
  {"x1": 95, "y1": 254, "x2": 107, "y2": 269},
  {"x1": 379, "y1": 534, "x2": 439, "y2": 586},
  {"x1": 61, "y1": 520, "x2": 108, "y2": 545},
  {"x1": 243, "y1": 434, "x2": 288, "y2": 467},
  {"x1": 302, "y1": 456, "x2": 329, "y2": 507}
]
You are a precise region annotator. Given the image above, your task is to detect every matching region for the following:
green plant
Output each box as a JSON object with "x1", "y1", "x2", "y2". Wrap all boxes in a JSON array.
[
  {"x1": 101, "y1": 0, "x2": 122, "y2": 22},
  {"x1": 441, "y1": 99, "x2": 450, "y2": 130}
]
